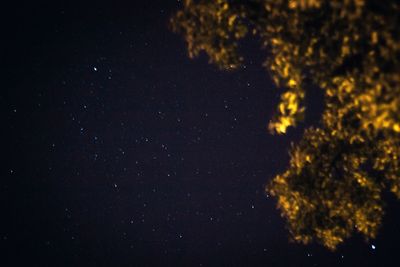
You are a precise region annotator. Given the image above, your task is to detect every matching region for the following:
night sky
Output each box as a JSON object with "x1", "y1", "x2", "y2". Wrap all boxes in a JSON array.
[{"x1": 3, "y1": 1, "x2": 400, "y2": 266}]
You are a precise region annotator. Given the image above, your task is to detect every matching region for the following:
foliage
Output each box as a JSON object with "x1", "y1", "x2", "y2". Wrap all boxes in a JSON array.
[{"x1": 170, "y1": 0, "x2": 400, "y2": 250}]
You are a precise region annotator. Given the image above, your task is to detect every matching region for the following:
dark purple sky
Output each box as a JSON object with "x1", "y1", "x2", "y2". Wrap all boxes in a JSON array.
[{"x1": 3, "y1": 1, "x2": 400, "y2": 266}]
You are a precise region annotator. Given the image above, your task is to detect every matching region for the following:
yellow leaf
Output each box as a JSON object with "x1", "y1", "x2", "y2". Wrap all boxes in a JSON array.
[
  {"x1": 228, "y1": 15, "x2": 236, "y2": 26},
  {"x1": 371, "y1": 31, "x2": 378, "y2": 44},
  {"x1": 288, "y1": 79, "x2": 297, "y2": 87}
]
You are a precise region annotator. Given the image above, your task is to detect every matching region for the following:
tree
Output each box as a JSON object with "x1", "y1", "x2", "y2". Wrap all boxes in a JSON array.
[{"x1": 170, "y1": 0, "x2": 400, "y2": 250}]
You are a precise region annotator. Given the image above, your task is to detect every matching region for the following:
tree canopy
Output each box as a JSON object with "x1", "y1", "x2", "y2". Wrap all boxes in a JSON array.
[{"x1": 170, "y1": 0, "x2": 400, "y2": 250}]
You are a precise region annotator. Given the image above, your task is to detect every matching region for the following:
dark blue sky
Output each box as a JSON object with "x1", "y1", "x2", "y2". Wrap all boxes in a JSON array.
[{"x1": 3, "y1": 1, "x2": 400, "y2": 266}]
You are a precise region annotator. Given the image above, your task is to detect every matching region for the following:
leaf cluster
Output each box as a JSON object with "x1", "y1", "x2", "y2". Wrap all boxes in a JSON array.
[{"x1": 171, "y1": 0, "x2": 400, "y2": 249}]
